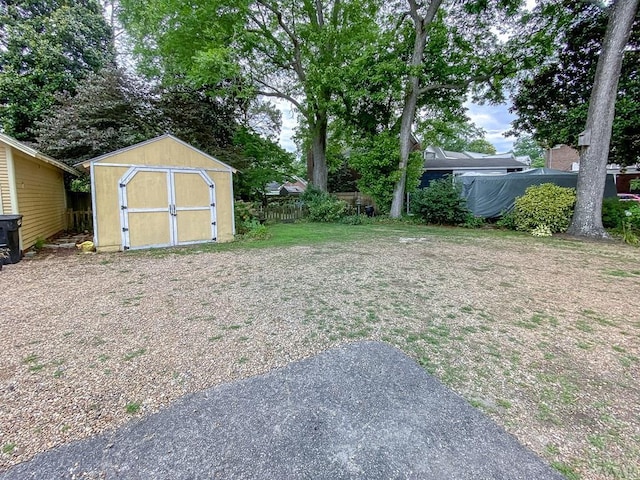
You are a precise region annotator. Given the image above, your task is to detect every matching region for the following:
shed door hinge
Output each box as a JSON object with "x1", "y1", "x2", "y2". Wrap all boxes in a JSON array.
[
  {"x1": 212, "y1": 221, "x2": 216, "y2": 226},
  {"x1": 121, "y1": 205, "x2": 127, "y2": 210},
  {"x1": 122, "y1": 227, "x2": 128, "y2": 232},
  {"x1": 119, "y1": 183, "x2": 126, "y2": 188}
]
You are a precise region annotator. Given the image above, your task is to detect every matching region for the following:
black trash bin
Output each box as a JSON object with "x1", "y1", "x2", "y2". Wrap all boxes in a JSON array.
[{"x1": 0, "y1": 215, "x2": 23, "y2": 265}]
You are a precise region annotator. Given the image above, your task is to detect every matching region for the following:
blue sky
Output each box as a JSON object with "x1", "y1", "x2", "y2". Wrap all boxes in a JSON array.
[{"x1": 277, "y1": 102, "x2": 518, "y2": 155}]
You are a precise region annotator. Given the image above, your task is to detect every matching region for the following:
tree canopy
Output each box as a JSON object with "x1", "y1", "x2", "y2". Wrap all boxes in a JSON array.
[
  {"x1": 510, "y1": 1, "x2": 640, "y2": 166},
  {"x1": 0, "y1": 0, "x2": 114, "y2": 141},
  {"x1": 119, "y1": 0, "x2": 382, "y2": 191},
  {"x1": 512, "y1": 134, "x2": 544, "y2": 166}
]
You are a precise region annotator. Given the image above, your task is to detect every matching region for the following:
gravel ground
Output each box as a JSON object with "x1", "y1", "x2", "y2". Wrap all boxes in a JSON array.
[{"x1": 1, "y1": 229, "x2": 639, "y2": 479}]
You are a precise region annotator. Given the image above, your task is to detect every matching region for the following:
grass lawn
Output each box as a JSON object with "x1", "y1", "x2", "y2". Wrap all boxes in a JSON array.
[{"x1": 2, "y1": 220, "x2": 639, "y2": 479}]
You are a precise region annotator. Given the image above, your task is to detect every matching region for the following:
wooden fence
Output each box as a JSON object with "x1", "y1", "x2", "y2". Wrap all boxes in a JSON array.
[
  {"x1": 256, "y1": 204, "x2": 307, "y2": 223},
  {"x1": 66, "y1": 209, "x2": 93, "y2": 232}
]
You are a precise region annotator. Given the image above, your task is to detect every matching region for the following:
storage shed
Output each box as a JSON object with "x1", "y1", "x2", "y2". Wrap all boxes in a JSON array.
[
  {"x1": 80, "y1": 135, "x2": 236, "y2": 252},
  {"x1": 0, "y1": 133, "x2": 79, "y2": 251}
]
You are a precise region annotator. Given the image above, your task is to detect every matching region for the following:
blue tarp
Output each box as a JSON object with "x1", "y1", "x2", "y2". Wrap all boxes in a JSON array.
[{"x1": 454, "y1": 169, "x2": 618, "y2": 218}]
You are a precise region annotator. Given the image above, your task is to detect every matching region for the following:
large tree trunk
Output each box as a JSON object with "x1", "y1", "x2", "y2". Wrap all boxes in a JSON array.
[
  {"x1": 390, "y1": 20, "x2": 429, "y2": 218},
  {"x1": 567, "y1": 0, "x2": 639, "y2": 238},
  {"x1": 309, "y1": 108, "x2": 328, "y2": 191},
  {"x1": 390, "y1": 0, "x2": 441, "y2": 218},
  {"x1": 390, "y1": 79, "x2": 420, "y2": 218}
]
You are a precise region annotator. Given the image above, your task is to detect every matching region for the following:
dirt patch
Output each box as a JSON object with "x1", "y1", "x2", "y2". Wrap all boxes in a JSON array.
[{"x1": 0, "y1": 229, "x2": 639, "y2": 479}]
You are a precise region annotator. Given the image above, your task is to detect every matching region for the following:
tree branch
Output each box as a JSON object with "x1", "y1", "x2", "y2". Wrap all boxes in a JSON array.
[
  {"x1": 254, "y1": 0, "x2": 306, "y2": 82},
  {"x1": 422, "y1": 0, "x2": 443, "y2": 28},
  {"x1": 418, "y1": 75, "x2": 489, "y2": 95},
  {"x1": 316, "y1": 0, "x2": 325, "y2": 27},
  {"x1": 255, "y1": 80, "x2": 303, "y2": 111}
]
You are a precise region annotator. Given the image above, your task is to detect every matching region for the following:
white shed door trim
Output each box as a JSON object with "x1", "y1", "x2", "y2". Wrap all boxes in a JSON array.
[{"x1": 118, "y1": 166, "x2": 217, "y2": 250}]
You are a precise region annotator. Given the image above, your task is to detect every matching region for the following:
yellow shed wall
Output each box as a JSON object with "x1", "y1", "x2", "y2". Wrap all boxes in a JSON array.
[
  {"x1": 93, "y1": 165, "x2": 130, "y2": 252},
  {"x1": 13, "y1": 150, "x2": 67, "y2": 250},
  {"x1": 98, "y1": 137, "x2": 233, "y2": 171},
  {"x1": 92, "y1": 138, "x2": 235, "y2": 251},
  {"x1": 0, "y1": 145, "x2": 10, "y2": 214}
]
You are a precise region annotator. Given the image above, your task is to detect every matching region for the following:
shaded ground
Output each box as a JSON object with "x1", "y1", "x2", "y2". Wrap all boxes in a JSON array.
[{"x1": 0, "y1": 224, "x2": 639, "y2": 479}]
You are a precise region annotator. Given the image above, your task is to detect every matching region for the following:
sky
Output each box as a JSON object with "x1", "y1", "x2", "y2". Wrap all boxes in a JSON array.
[
  {"x1": 465, "y1": 102, "x2": 518, "y2": 153},
  {"x1": 276, "y1": 101, "x2": 519, "y2": 155}
]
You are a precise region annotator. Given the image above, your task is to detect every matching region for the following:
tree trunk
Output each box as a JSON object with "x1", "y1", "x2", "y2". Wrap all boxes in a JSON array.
[
  {"x1": 310, "y1": 108, "x2": 328, "y2": 191},
  {"x1": 390, "y1": 15, "x2": 429, "y2": 218},
  {"x1": 390, "y1": 79, "x2": 420, "y2": 218},
  {"x1": 567, "y1": 0, "x2": 639, "y2": 238}
]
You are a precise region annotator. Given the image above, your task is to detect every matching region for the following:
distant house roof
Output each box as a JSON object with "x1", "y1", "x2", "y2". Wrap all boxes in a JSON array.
[
  {"x1": 266, "y1": 176, "x2": 308, "y2": 196},
  {"x1": 423, "y1": 146, "x2": 528, "y2": 171}
]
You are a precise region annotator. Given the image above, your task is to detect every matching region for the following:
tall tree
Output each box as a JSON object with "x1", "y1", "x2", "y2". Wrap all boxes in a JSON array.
[
  {"x1": 34, "y1": 67, "x2": 158, "y2": 164},
  {"x1": 510, "y1": 1, "x2": 640, "y2": 166},
  {"x1": 119, "y1": 0, "x2": 381, "y2": 191},
  {"x1": 467, "y1": 138, "x2": 497, "y2": 154},
  {"x1": 512, "y1": 134, "x2": 544, "y2": 166},
  {"x1": 568, "y1": 0, "x2": 640, "y2": 238},
  {"x1": 388, "y1": 0, "x2": 523, "y2": 218},
  {"x1": 0, "y1": 0, "x2": 114, "y2": 141}
]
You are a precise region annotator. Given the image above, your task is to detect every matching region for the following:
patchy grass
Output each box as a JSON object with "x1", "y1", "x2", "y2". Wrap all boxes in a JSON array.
[
  {"x1": 3, "y1": 221, "x2": 639, "y2": 478},
  {"x1": 125, "y1": 402, "x2": 141, "y2": 414},
  {"x1": 123, "y1": 348, "x2": 146, "y2": 361}
]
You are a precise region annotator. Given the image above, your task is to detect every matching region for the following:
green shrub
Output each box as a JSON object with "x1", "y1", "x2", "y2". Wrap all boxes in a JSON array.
[
  {"x1": 300, "y1": 186, "x2": 347, "y2": 222},
  {"x1": 234, "y1": 200, "x2": 261, "y2": 235},
  {"x1": 34, "y1": 237, "x2": 46, "y2": 251},
  {"x1": 241, "y1": 221, "x2": 270, "y2": 240},
  {"x1": 513, "y1": 183, "x2": 576, "y2": 233},
  {"x1": 339, "y1": 214, "x2": 366, "y2": 225},
  {"x1": 461, "y1": 214, "x2": 486, "y2": 229},
  {"x1": 625, "y1": 203, "x2": 640, "y2": 230},
  {"x1": 495, "y1": 211, "x2": 517, "y2": 230},
  {"x1": 410, "y1": 177, "x2": 469, "y2": 225},
  {"x1": 601, "y1": 197, "x2": 628, "y2": 229}
]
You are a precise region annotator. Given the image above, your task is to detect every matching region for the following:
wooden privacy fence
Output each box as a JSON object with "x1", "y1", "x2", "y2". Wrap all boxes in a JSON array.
[
  {"x1": 256, "y1": 204, "x2": 307, "y2": 223},
  {"x1": 66, "y1": 209, "x2": 93, "y2": 232}
]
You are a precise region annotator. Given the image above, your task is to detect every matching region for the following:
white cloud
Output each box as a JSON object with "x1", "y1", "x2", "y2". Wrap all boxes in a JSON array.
[{"x1": 465, "y1": 102, "x2": 517, "y2": 153}]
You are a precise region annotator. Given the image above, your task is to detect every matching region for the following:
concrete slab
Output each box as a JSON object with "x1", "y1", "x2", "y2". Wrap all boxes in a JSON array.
[{"x1": 1, "y1": 341, "x2": 563, "y2": 479}]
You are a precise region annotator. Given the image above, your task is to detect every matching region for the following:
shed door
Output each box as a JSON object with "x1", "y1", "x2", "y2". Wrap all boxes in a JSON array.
[
  {"x1": 119, "y1": 168, "x2": 216, "y2": 250},
  {"x1": 173, "y1": 171, "x2": 217, "y2": 245}
]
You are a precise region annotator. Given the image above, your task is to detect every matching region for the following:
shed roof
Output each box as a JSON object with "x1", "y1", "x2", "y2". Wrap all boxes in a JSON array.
[
  {"x1": 0, "y1": 132, "x2": 80, "y2": 176},
  {"x1": 77, "y1": 134, "x2": 237, "y2": 173}
]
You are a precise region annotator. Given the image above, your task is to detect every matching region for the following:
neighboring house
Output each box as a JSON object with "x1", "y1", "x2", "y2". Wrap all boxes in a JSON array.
[
  {"x1": 545, "y1": 145, "x2": 580, "y2": 172},
  {"x1": 0, "y1": 133, "x2": 79, "y2": 251},
  {"x1": 545, "y1": 144, "x2": 640, "y2": 192},
  {"x1": 421, "y1": 146, "x2": 529, "y2": 187},
  {"x1": 79, "y1": 135, "x2": 236, "y2": 252},
  {"x1": 266, "y1": 176, "x2": 308, "y2": 197}
]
